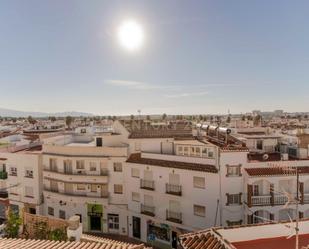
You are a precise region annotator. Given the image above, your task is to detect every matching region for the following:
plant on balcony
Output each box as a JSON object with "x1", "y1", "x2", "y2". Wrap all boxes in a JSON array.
[{"x1": 4, "y1": 210, "x2": 22, "y2": 238}]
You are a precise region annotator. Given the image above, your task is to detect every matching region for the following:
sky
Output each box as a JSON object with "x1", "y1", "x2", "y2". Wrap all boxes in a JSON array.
[{"x1": 0, "y1": 0, "x2": 309, "y2": 115}]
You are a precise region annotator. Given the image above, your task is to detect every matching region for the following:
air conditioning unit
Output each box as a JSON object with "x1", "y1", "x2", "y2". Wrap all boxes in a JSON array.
[{"x1": 281, "y1": 153, "x2": 289, "y2": 161}]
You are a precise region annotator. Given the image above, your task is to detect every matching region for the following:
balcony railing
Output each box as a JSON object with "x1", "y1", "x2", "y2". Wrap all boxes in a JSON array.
[
  {"x1": 0, "y1": 171, "x2": 7, "y2": 180},
  {"x1": 251, "y1": 195, "x2": 271, "y2": 206},
  {"x1": 140, "y1": 179, "x2": 155, "y2": 191},
  {"x1": 304, "y1": 193, "x2": 309, "y2": 204},
  {"x1": 141, "y1": 204, "x2": 155, "y2": 217},
  {"x1": 166, "y1": 210, "x2": 182, "y2": 224},
  {"x1": 44, "y1": 167, "x2": 108, "y2": 176},
  {"x1": 44, "y1": 187, "x2": 109, "y2": 198},
  {"x1": 250, "y1": 194, "x2": 295, "y2": 206},
  {"x1": 166, "y1": 183, "x2": 182, "y2": 196}
]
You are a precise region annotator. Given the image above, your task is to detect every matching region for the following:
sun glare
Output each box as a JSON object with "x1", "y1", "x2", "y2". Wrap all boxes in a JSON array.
[{"x1": 117, "y1": 20, "x2": 144, "y2": 51}]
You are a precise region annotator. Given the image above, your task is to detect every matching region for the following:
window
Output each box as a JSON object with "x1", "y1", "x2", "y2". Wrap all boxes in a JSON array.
[
  {"x1": 76, "y1": 160, "x2": 85, "y2": 170},
  {"x1": 113, "y1": 162, "x2": 122, "y2": 172},
  {"x1": 108, "y1": 214, "x2": 119, "y2": 230},
  {"x1": 49, "y1": 158, "x2": 57, "y2": 171},
  {"x1": 114, "y1": 184, "x2": 123, "y2": 194},
  {"x1": 193, "y1": 176, "x2": 205, "y2": 189},
  {"x1": 77, "y1": 184, "x2": 86, "y2": 190},
  {"x1": 10, "y1": 167, "x2": 17, "y2": 176},
  {"x1": 131, "y1": 168, "x2": 140, "y2": 178},
  {"x1": 253, "y1": 185, "x2": 259, "y2": 196},
  {"x1": 132, "y1": 192, "x2": 140, "y2": 202},
  {"x1": 25, "y1": 169, "x2": 33, "y2": 178},
  {"x1": 177, "y1": 146, "x2": 183, "y2": 155},
  {"x1": 59, "y1": 210, "x2": 66, "y2": 219},
  {"x1": 208, "y1": 149, "x2": 214, "y2": 158},
  {"x1": 90, "y1": 184, "x2": 98, "y2": 192},
  {"x1": 183, "y1": 146, "x2": 189, "y2": 156},
  {"x1": 89, "y1": 162, "x2": 97, "y2": 171},
  {"x1": 24, "y1": 186, "x2": 34, "y2": 198},
  {"x1": 226, "y1": 165, "x2": 242, "y2": 177},
  {"x1": 48, "y1": 207, "x2": 54, "y2": 216},
  {"x1": 75, "y1": 214, "x2": 82, "y2": 223},
  {"x1": 194, "y1": 205, "x2": 206, "y2": 217},
  {"x1": 226, "y1": 193, "x2": 242, "y2": 205},
  {"x1": 29, "y1": 207, "x2": 36, "y2": 214}
]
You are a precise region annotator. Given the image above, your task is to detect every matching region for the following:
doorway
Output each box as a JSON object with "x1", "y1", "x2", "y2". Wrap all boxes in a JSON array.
[
  {"x1": 172, "y1": 231, "x2": 177, "y2": 249},
  {"x1": 90, "y1": 216, "x2": 101, "y2": 231},
  {"x1": 132, "y1": 216, "x2": 141, "y2": 239}
]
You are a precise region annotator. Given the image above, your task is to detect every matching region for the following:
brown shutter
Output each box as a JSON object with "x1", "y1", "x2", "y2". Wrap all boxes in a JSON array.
[
  {"x1": 270, "y1": 213, "x2": 274, "y2": 221},
  {"x1": 299, "y1": 212, "x2": 304, "y2": 219},
  {"x1": 299, "y1": 182, "x2": 304, "y2": 205},
  {"x1": 226, "y1": 193, "x2": 230, "y2": 206},
  {"x1": 247, "y1": 185, "x2": 252, "y2": 208},
  {"x1": 239, "y1": 193, "x2": 242, "y2": 205},
  {"x1": 270, "y1": 183, "x2": 274, "y2": 206},
  {"x1": 247, "y1": 214, "x2": 253, "y2": 224}
]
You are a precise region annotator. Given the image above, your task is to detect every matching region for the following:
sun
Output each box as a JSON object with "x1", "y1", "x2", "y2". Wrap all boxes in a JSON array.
[{"x1": 117, "y1": 20, "x2": 144, "y2": 51}]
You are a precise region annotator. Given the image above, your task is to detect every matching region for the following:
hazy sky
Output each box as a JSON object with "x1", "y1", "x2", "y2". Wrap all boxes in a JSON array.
[{"x1": 1, "y1": 0, "x2": 309, "y2": 115}]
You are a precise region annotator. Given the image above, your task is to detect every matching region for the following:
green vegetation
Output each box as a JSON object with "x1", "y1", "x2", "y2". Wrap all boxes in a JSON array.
[{"x1": 5, "y1": 210, "x2": 22, "y2": 238}]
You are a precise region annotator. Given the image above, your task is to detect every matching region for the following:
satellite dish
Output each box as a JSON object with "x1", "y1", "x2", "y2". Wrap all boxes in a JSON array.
[{"x1": 263, "y1": 154, "x2": 269, "y2": 161}]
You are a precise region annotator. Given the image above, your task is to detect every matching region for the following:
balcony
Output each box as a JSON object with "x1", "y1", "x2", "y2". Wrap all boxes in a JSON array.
[
  {"x1": 141, "y1": 204, "x2": 155, "y2": 217},
  {"x1": 166, "y1": 210, "x2": 182, "y2": 224},
  {"x1": 251, "y1": 195, "x2": 271, "y2": 206},
  {"x1": 0, "y1": 171, "x2": 7, "y2": 180},
  {"x1": 166, "y1": 183, "x2": 182, "y2": 196},
  {"x1": 249, "y1": 194, "x2": 293, "y2": 206},
  {"x1": 140, "y1": 179, "x2": 155, "y2": 191},
  {"x1": 45, "y1": 167, "x2": 109, "y2": 176},
  {"x1": 44, "y1": 187, "x2": 109, "y2": 199}
]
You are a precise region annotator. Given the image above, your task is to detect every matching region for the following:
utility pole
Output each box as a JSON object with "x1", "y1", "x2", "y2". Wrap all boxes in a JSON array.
[{"x1": 295, "y1": 168, "x2": 299, "y2": 249}]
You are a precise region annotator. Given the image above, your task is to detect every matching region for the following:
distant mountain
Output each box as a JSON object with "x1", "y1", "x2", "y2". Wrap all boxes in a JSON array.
[{"x1": 0, "y1": 108, "x2": 94, "y2": 117}]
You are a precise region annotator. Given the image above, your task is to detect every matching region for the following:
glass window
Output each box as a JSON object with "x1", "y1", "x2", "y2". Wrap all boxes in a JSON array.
[
  {"x1": 131, "y1": 168, "x2": 140, "y2": 178},
  {"x1": 77, "y1": 184, "x2": 86, "y2": 190},
  {"x1": 10, "y1": 167, "x2": 17, "y2": 176},
  {"x1": 132, "y1": 192, "x2": 140, "y2": 202},
  {"x1": 227, "y1": 193, "x2": 241, "y2": 205},
  {"x1": 24, "y1": 186, "x2": 34, "y2": 198},
  {"x1": 90, "y1": 184, "x2": 98, "y2": 192},
  {"x1": 194, "y1": 205, "x2": 206, "y2": 217},
  {"x1": 226, "y1": 165, "x2": 241, "y2": 177},
  {"x1": 89, "y1": 162, "x2": 97, "y2": 171},
  {"x1": 59, "y1": 210, "x2": 66, "y2": 219},
  {"x1": 48, "y1": 207, "x2": 54, "y2": 216},
  {"x1": 114, "y1": 184, "x2": 123, "y2": 194},
  {"x1": 108, "y1": 214, "x2": 119, "y2": 230},
  {"x1": 113, "y1": 162, "x2": 122, "y2": 172},
  {"x1": 76, "y1": 160, "x2": 85, "y2": 169},
  {"x1": 193, "y1": 176, "x2": 205, "y2": 189},
  {"x1": 25, "y1": 169, "x2": 33, "y2": 178}
]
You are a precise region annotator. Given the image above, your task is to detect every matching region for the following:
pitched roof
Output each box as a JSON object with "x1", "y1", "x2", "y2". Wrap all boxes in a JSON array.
[
  {"x1": 245, "y1": 166, "x2": 309, "y2": 176},
  {"x1": 126, "y1": 153, "x2": 218, "y2": 173},
  {"x1": 0, "y1": 237, "x2": 149, "y2": 249},
  {"x1": 179, "y1": 229, "x2": 232, "y2": 249}
]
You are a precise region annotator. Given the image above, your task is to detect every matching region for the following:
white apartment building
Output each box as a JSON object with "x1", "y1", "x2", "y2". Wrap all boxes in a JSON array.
[
  {"x1": 42, "y1": 132, "x2": 129, "y2": 234},
  {"x1": 0, "y1": 144, "x2": 43, "y2": 216},
  {"x1": 124, "y1": 139, "x2": 219, "y2": 249}
]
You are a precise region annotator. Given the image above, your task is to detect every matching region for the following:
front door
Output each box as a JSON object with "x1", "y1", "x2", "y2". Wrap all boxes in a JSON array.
[
  {"x1": 90, "y1": 216, "x2": 101, "y2": 231},
  {"x1": 172, "y1": 231, "x2": 177, "y2": 249},
  {"x1": 132, "y1": 216, "x2": 141, "y2": 239}
]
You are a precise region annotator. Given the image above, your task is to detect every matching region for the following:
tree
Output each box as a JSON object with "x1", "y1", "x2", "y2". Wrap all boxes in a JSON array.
[
  {"x1": 162, "y1": 113, "x2": 167, "y2": 120},
  {"x1": 226, "y1": 116, "x2": 231, "y2": 123},
  {"x1": 65, "y1": 116, "x2": 73, "y2": 129},
  {"x1": 254, "y1": 114, "x2": 262, "y2": 126},
  {"x1": 27, "y1": 116, "x2": 37, "y2": 125},
  {"x1": 5, "y1": 210, "x2": 22, "y2": 238},
  {"x1": 146, "y1": 115, "x2": 151, "y2": 121},
  {"x1": 49, "y1": 228, "x2": 67, "y2": 241},
  {"x1": 241, "y1": 115, "x2": 246, "y2": 121},
  {"x1": 210, "y1": 116, "x2": 214, "y2": 124},
  {"x1": 49, "y1": 116, "x2": 56, "y2": 122},
  {"x1": 130, "y1": 114, "x2": 135, "y2": 120}
]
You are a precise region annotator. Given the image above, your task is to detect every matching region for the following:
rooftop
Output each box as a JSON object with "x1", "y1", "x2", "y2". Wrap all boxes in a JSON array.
[
  {"x1": 245, "y1": 166, "x2": 309, "y2": 176},
  {"x1": 126, "y1": 153, "x2": 218, "y2": 173}
]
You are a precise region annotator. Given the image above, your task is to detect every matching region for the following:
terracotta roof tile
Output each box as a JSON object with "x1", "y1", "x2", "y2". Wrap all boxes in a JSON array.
[
  {"x1": 245, "y1": 166, "x2": 309, "y2": 176},
  {"x1": 126, "y1": 153, "x2": 218, "y2": 173}
]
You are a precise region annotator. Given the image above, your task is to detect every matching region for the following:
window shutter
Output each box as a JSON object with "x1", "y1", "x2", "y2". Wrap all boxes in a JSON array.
[
  {"x1": 270, "y1": 213, "x2": 274, "y2": 221},
  {"x1": 226, "y1": 193, "x2": 230, "y2": 206},
  {"x1": 247, "y1": 214, "x2": 253, "y2": 224}
]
